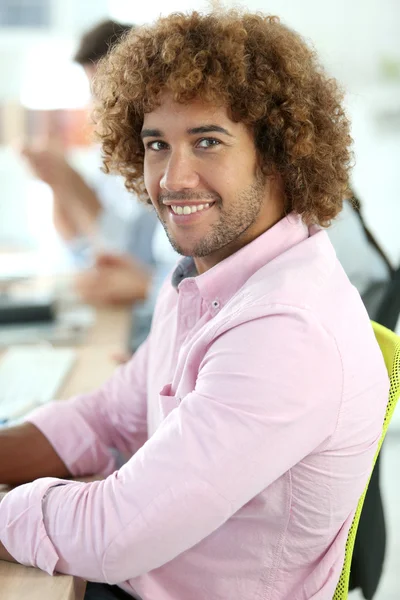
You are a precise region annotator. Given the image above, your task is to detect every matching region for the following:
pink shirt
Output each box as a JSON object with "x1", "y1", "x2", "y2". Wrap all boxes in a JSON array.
[{"x1": 0, "y1": 214, "x2": 389, "y2": 600}]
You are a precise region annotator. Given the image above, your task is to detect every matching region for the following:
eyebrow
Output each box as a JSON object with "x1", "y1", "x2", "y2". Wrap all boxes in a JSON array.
[
  {"x1": 187, "y1": 125, "x2": 233, "y2": 137},
  {"x1": 140, "y1": 128, "x2": 162, "y2": 139},
  {"x1": 140, "y1": 124, "x2": 233, "y2": 139}
]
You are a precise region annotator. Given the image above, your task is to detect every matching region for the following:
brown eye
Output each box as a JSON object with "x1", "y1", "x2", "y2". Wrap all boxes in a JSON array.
[
  {"x1": 197, "y1": 138, "x2": 221, "y2": 148},
  {"x1": 146, "y1": 141, "x2": 168, "y2": 151}
]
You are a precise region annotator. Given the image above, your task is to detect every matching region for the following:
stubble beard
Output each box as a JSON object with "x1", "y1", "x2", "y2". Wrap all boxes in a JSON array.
[{"x1": 157, "y1": 174, "x2": 267, "y2": 258}]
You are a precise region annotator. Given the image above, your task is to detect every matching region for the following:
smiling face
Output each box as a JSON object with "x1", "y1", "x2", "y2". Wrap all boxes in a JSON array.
[{"x1": 142, "y1": 95, "x2": 284, "y2": 273}]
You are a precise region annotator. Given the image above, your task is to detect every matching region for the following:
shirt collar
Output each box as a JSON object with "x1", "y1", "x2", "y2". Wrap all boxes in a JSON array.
[
  {"x1": 171, "y1": 256, "x2": 198, "y2": 288},
  {"x1": 172, "y1": 212, "x2": 311, "y2": 310}
]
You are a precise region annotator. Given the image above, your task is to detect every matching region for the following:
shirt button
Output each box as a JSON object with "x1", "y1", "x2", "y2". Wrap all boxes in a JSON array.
[{"x1": 212, "y1": 300, "x2": 220, "y2": 310}]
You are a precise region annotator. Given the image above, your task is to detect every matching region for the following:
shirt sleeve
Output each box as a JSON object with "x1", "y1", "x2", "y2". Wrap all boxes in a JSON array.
[
  {"x1": 25, "y1": 337, "x2": 150, "y2": 478},
  {"x1": 0, "y1": 310, "x2": 343, "y2": 583}
]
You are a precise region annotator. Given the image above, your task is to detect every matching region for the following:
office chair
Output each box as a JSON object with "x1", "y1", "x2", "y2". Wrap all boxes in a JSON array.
[
  {"x1": 374, "y1": 265, "x2": 400, "y2": 333},
  {"x1": 333, "y1": 321, "x2": 400, "y2": 600}
]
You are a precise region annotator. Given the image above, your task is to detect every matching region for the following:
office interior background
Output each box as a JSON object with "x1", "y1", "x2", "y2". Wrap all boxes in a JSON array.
[{"x1": 0, "y1": 0, "x2": 399, "y2": 598}]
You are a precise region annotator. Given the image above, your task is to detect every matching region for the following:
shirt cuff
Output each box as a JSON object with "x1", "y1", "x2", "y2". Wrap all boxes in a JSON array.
[
  {"x1": 0, "y1": 477, "x2": 70, "y2": 574},
  {"x1": 64, "y1": 236, "x2": 94, "y2": 268}
]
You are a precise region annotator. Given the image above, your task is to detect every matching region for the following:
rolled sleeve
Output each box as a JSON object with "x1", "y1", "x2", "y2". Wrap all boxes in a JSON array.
[{"x1": 0, "y1": 477, "x2": 70, "y2": 573}]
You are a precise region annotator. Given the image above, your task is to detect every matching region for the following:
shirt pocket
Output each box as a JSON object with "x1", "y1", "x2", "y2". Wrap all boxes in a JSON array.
[{"x1": 158, "y1": 383, "x2": 180, "y2": 420}]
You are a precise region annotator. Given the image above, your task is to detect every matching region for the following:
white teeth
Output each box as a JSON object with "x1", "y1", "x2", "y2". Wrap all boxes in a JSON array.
[{"x1": 170, "y1": 203, "x2": 212, "y2": 215}]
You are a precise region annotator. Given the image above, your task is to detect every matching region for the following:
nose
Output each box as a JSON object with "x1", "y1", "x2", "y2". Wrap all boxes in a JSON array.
[{"x1": 160, "y1": 150, "x2": 200, "y2": 191}]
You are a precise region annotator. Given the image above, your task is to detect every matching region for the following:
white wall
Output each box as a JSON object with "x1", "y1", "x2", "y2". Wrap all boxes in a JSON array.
[
  {"x1": 108, "y1": 0, "x2": 210, "y2": 25},
  {"x1": 347, "y1": 88, "x2": 400, "y2": 264},
  {"x1": 223, "y1": 0, "x2": 400, "y2": 90}
]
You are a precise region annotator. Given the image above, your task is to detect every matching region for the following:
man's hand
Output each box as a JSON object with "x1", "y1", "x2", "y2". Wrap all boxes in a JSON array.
[
  {"x1": 0, "y1": 541, "x2": 16, "y2": 563},
  {"x1": 74, "y1": 253, "x2": 151, "y2": 306}
]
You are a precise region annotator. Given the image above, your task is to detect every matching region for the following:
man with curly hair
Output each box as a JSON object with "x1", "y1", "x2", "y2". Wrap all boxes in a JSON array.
[{"x1": 0, "y1": 11, "x2": 389, "y2": 600}]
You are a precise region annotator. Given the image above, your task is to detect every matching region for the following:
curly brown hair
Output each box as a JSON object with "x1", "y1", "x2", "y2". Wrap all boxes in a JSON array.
[{"x1": 93, "y1": 10, "x2": 353, "y2": 226}]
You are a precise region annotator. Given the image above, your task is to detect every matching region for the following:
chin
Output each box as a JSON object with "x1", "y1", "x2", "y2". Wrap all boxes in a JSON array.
[
  {"x1": 166, "y1": 237, "x2": 191, "y2": 257},
  {"x1": 166, "y1": 234, "x2": 197, "y2": 257}
]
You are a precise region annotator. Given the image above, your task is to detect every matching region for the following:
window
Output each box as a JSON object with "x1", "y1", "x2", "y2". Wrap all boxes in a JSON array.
[{"x1": 0, "y1": 0, "x2": 51, "y2": 28}]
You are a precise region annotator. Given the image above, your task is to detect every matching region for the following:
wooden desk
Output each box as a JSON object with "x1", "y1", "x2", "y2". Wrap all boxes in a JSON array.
[{"x1": 0, "y1": 306, "x2": 131, "y2": 600}]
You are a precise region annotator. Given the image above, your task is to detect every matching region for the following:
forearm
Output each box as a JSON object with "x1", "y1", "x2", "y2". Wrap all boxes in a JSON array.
[
  {"x1": 52, "y1": 196, "x2": 80, "y2": 241},
  {"x1": 53, "y1": 175, "x2": 101, "y2": 239},
  {"x1": 0, "y1": 423, "x2": 70, "y2": 486}
]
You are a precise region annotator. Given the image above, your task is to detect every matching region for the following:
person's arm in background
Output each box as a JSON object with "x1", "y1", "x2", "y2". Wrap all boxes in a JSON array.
[
  {"x1": 52, "y1": 195, "x2": 81, "y2": 241},
  {"x1": 73, "y1": 208, "x2": 159, "y2": 306},
  {"x1": 21, "y1": 146, "x2": 101, "y2": 242},
  {"x1": 21, "y1": 145, "x2": 161, "y2": 280},
  {"x1": 74, "y1": 253, "x2": 152, "y2": 305}
]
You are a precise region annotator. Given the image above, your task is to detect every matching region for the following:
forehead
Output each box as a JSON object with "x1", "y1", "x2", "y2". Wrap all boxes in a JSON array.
[{"x1": 142, "y1": 94, "x2": 233, "y2": 129}]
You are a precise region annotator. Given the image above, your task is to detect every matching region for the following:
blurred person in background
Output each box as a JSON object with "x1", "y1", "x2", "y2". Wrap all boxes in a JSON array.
[
  {"x1": 22, "y1": 20, "x2": 157, "y2": 270},
  {"x1": 21, "y1": 19, "x2": 178, "y2": 352}
]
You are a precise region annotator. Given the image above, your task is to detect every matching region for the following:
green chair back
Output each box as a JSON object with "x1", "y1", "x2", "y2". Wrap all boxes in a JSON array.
[{"x1": 333, "y1": 322, "x2": 400, "y2": 599}]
